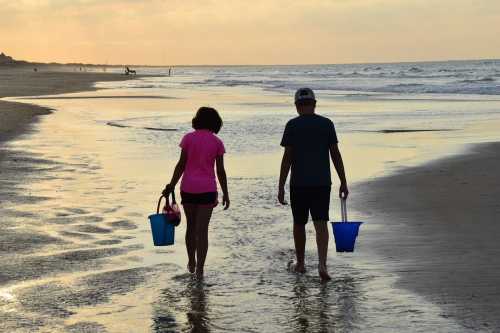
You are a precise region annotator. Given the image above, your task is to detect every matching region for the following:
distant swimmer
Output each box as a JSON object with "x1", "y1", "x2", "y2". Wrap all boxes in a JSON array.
[{"x1": 168, "y1": 67, "x2": 172, "y2": 76}]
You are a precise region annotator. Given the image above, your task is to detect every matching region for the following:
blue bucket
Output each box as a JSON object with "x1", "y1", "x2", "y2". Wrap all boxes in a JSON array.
[
  {"x1": 148, "y1": 194, "x2": 177, "y2": 246},
  {"x1": 148, "y1": 213, "x2": 175, "y2": 246},
  {"x1": 331, "y1": 199, "x2": 363, "y2": 252},
  {"x1": 331, "y1": 221, "x2": 363, "y2": 252}
]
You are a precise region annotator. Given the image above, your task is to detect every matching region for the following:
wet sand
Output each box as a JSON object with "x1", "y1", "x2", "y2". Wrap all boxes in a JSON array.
[
  {"x1": 0, "y1": 83, "x2": 471, "y2": 332},
  {"x1": 0, "y1": 70, "x2": 155, "y2": 332},
  {"x1": 0, "y1": 100, "x2": 52, "y2": 142},
  {"x1": 0, "y1": 68, "x2": 136, "y2": 142},
  {"x1": 2, "y1": 67, "x2": 499, "y2": 331},
  {"x1": 354, "y1": 142, "x2": 500, "y2": 330}
]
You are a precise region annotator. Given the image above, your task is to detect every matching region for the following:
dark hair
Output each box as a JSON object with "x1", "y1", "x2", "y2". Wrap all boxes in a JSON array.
[
  {"x1": 295, "y1": 99, "x2": 316, "y2": 107},
  {"x1": 192, "y1": 107, "x2": 223, "y2": 134}
]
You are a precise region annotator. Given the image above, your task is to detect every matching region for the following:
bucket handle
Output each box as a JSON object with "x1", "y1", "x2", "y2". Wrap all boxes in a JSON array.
[
  {"x1": 156, "y1": 191, "x2": 177, "y2": 214},
  {"x1": 340, "y1": 198, "x2": 348, "y2": 222}
]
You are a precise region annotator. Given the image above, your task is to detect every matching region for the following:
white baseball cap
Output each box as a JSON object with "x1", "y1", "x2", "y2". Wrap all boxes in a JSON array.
[{"x1": 295, "y1": 87, "x2": 316, "y2": 103}]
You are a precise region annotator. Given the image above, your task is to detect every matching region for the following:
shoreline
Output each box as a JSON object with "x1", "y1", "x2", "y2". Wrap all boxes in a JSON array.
[
  {"x1": 0, "y1": 101, "x2": 52, "y2": 143},
  {"x1": 353, "y1": 141, "x2": 500, "y2": 330},
  {"x1": 0, "y1": 69, "x2": 138, "y2": 143}
]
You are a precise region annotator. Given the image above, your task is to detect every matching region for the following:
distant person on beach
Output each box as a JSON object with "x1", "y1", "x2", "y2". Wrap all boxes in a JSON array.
[
  {"x1": 163, "y1": 107, "x2": 230, "y2": 278},
  {"x1": 125, "y1": 66, "x2": 136, "y2": 75},
  {"x1": 278, "y1": 88, "x2": 348, "y2": 281}
]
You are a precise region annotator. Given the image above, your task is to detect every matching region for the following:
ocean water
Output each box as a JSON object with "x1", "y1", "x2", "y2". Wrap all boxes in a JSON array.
[
  {"x1": 101, "y1": 59, "x2": 500, "y2": 96},
  {"x1": 1, "y1": 60, "x2": 500, "y2": 332}
]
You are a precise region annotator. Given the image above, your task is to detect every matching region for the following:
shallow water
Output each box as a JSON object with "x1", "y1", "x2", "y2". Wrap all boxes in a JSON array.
[{"x1": 2, "y1": 63, "x2": 500, "y2": 332}]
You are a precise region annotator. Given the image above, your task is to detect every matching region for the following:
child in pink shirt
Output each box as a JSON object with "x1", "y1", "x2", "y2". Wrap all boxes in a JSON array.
[{"x1": 164, "y1": 107, "x2": 229, "y2": 278}]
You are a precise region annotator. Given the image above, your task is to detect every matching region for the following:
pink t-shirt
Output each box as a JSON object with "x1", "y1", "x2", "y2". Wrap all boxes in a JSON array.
[{"x1": 180, "y1": 130, "x2": 225, "y2": 193}]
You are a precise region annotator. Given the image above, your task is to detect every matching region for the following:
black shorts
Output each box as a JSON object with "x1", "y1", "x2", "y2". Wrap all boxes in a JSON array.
[
  {"x1": 290, "y1": 186, "x2": 331, "y2": 224},
  {"x1": 181, "y1": 191, "x2": 218, "y2": 205}
]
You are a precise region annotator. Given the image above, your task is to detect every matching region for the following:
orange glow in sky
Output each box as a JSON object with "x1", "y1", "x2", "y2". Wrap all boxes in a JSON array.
[{"x1": 1, "y1": 0, "x2": 499, "y2": 65}]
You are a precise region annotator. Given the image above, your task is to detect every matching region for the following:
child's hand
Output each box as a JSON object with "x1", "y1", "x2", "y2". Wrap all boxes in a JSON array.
[
  {"x1": 339, "y1": 182, "x2": 349, "y2": 199},
  {"x1": 222, "y1": 194, "x2": 230, "y2": 210},
  {"x1": 162, "y1": 184, "x2": 174, "y2": 197}
]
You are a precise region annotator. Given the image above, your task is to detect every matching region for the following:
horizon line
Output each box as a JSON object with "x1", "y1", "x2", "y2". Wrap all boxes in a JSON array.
[{"x1": 7, "y1": 53, "x2": 500, "y2": 68}]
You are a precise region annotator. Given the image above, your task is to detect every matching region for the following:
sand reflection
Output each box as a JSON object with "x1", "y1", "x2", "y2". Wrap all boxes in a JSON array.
[
  {"x1": 185, "y1": 282, "x2": 210, "y2": 333},
  {"x1": 152, "y1": 279, "x2": 210, "y2": 333},
  {"x1": 291, "y1": 276, "x2": 358, "y2": 333}
]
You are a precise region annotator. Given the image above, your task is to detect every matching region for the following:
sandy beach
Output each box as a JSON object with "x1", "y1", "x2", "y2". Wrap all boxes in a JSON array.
[
  {"x1": 0, "y1": 100, "x2": 51, "y2": 142},
  {"x1": 2, "y1": 0, "x2": 499, "y2": 329},
  {"x1": 354, "y1": 142, "x2": 500, "y2": 330},
  {"x1": 0, "y1": 68, "x2": 135, "y2": 142},
  {"x1": 2, "y1": 0, "x2": 500, "y2": 330},
  {"x1": 1, "y1": 63, "x2": 500, "y2": 331}
]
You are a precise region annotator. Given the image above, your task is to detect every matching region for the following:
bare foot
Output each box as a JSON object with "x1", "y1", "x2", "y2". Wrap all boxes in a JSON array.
[
  {"x1": 195, "y1": 268, "x2": 204, "y2": 280},
  {"x1": 187, "y1": 261, "x2": 196, "y2": 274},
  {"x1": 287, "y1": 261, "x2": 306, "y2": 273},
  {"x1": 318, "y1": 266, "x2": 331, "y2": 282}
]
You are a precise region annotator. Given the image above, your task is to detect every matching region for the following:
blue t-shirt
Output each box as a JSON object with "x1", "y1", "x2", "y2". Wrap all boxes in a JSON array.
[{"x1": 280, "y1": 114, "x2": 338, "y2": 187}]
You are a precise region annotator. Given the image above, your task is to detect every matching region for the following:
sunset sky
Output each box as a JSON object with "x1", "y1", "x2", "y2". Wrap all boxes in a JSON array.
[{"x1": 1, "y1": 0, "x2": 499, "y2": 65}]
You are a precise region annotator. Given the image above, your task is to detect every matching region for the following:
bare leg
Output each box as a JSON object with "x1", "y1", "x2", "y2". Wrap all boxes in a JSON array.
[
  {"x1": 194, "y1": 206, "x2": 213, "y2": 278},
  {"x1": 183, "y1": 204, "x2": 198, "y2": 273},
  {"x1": 313, "y1": 220, "x2": 331, "y2": 281},
  {"x1": 292, "y1": 223, "x2": 306, "y2": 273}
]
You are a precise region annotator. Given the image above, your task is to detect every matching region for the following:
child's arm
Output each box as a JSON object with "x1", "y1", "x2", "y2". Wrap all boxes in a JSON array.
[
  {"x1": 329, "y1": 144, "x2": 348, "y2": 199},
  {"x1": 163, "y1": 150, "x2": 187, "y2": 195},
  {"x1": 216, "y1": 155, "x2": 230, "y2": 210},
  {"x1": 278, "y1": 146, "x2": 292, "y2": 205}
]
